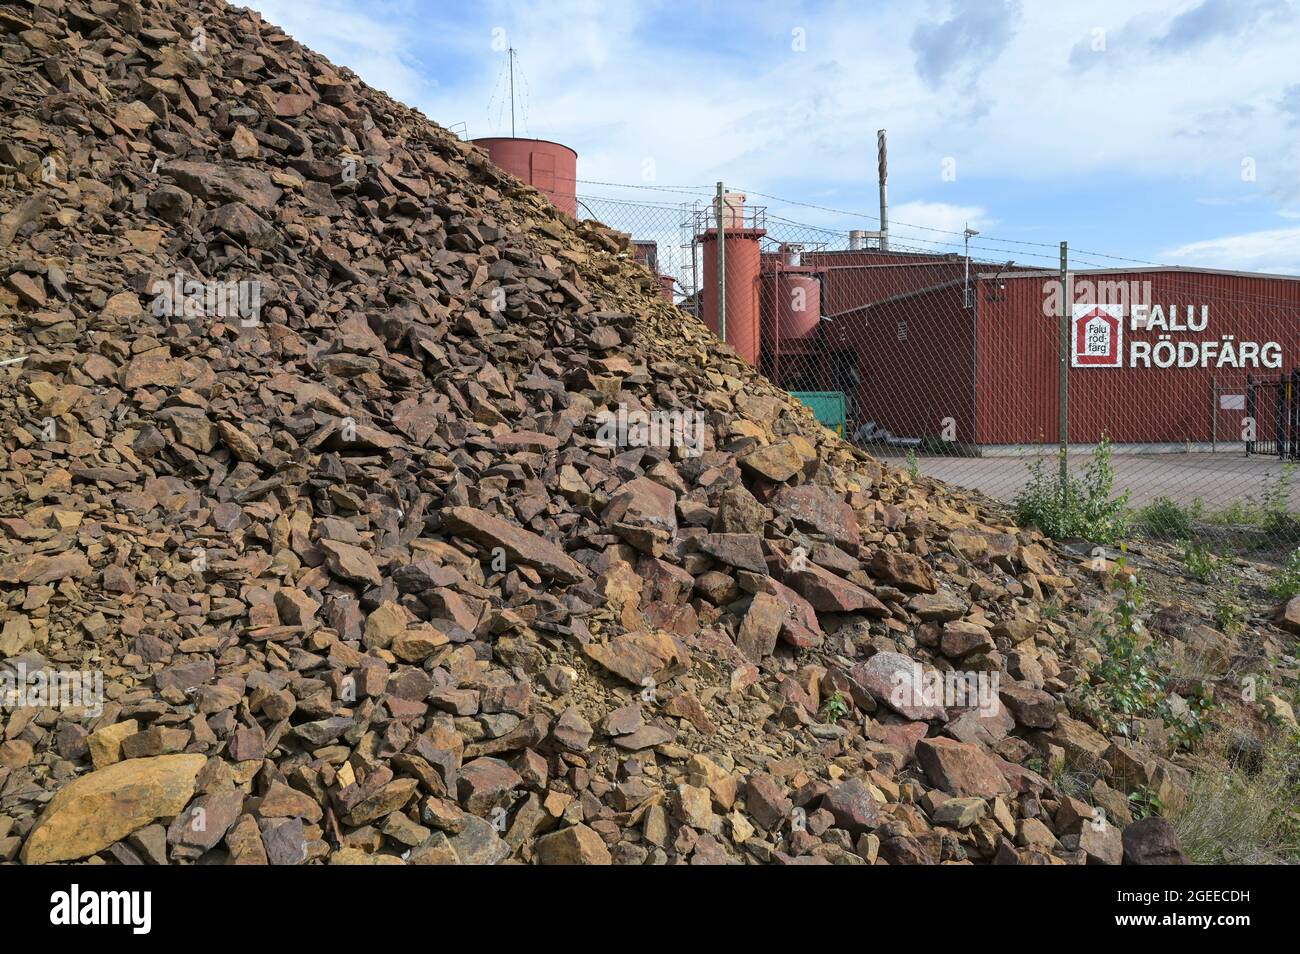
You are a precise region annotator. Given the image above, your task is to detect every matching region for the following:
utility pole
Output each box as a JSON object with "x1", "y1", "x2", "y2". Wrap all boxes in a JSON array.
[
  {"x1": 716, "y1": 182, "x2": 726, "y2": 345},
  {"x1": 1059, "y1": 241, "x2": 1070, "y2": 495},
  {"x1": 508, "y1": 47, "x2": 516, "y2": 137}
]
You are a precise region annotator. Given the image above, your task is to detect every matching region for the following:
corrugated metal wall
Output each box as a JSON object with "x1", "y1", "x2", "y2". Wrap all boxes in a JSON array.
[
  {"x1": 827, "y1": 282, "x2": 977, "y2": 442},
  {"x1": 974, "y1": 275, "x2": 1065, "y2": 444},
  {"x1": 804, "y1": 250, "x2": 966, "y2": 320},
  {"x1": 974, "y1": 270, "x2": 1300, "y2": 444}
]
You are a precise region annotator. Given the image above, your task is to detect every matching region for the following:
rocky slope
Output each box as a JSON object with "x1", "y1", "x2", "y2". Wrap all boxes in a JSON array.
[{"x1": 0, "y1": 0, "x2": 1289, "y2": 865}]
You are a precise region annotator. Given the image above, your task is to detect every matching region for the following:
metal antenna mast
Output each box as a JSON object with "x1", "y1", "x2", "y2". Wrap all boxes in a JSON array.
[{"x1": 508, "y1": 46, "x2": 516, "y2": 137}]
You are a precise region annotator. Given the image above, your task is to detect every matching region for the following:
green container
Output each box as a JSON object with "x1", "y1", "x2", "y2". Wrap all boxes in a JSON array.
[{"x1": 791, "y1": 391, "x2": 847, "y2": 437}]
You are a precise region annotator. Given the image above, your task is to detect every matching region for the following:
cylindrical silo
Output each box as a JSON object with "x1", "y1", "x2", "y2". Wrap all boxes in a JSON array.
[
  {"x1": 700, "y1": 226, "x2": 765, "y2": 366},
  {"x1": 763, "y1": 271, "x2": 822, "y2": 342},
  {"x1": 470, "y1": 137, "x2": 578, "y2": 217}
]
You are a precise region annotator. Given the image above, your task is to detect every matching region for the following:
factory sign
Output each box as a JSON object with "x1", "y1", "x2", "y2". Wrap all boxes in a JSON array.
[
  {"x1": 1072, "y1": 304, "x2": 1123, "y2": 368},
  {"x1": 1128, "y1": 304, "x2": 1283, "y2": 370}
]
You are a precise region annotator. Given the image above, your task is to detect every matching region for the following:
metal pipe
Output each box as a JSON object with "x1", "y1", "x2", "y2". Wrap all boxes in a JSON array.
[
  {"x1": 1211, "y1": 376, "x2": 1217, "y2": 453},
  {"x1": 690, "y1": 232, "x2": 699, "y2": 318},
  {"x1": 716, "y1": 181, "x2": 726, "y2": 346},
  {"x1": 963, "y1": 225, "x2": 979, "y2": 309},
  {"x1": 772, "y1": 258, "x2": 781, "y2": 385}
]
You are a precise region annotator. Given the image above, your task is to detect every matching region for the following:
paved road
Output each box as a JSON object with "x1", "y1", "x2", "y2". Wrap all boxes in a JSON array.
[{"x1": 879, "y1": 450, "x2": 1300, "y2": 510}]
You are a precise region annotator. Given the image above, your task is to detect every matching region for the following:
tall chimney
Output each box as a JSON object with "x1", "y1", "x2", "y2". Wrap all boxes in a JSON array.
[{"x1": 877, "y1": 129, "x2": 889, "y2": 252}]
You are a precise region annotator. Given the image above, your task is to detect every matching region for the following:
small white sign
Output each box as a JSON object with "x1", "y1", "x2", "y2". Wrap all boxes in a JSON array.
[
  {"x1": 1071, "y1": 303, "x2": 1124, "y2": 368},
  {"x1": 1220, "y1": 394, "x2": 1246, "y2": 410}
]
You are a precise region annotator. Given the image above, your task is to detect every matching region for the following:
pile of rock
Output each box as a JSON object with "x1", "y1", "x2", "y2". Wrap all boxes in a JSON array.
[{"x1": 0, "y1": 0, "x2": 1196, "y2": 864}]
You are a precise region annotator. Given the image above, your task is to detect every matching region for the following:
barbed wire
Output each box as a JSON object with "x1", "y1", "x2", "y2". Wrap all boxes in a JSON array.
[
  {"x1": 572, "y1": 176, "x2": 1190, "y2": 270},
  {"x1": 570, "y1": 192, "x2": 1048, "y2": 266},
  {"x1": 575, "y1": 178, "x2": 716, "y2": 194},
  {"x1": 571, "y1": 184, "x2": 1300, "y2": 313}
]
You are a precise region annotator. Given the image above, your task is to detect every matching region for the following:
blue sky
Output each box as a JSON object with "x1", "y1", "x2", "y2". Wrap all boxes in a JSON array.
[{"x1": 246, "y1": 0, "x2": 1300, "y2": 273}]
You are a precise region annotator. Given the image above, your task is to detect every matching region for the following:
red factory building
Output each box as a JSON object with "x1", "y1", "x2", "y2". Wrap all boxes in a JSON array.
[
  {"x1": 694, "y1": 195, "x2": 1300, "y2": 451},
  {"x1": 826, "y1": 266, "x2": 1300, "y2": 450}
]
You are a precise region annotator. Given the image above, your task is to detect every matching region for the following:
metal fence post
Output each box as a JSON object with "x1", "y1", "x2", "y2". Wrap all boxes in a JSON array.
[
  {"x1": 1278, "y1": 374, "x2": 1286, "y2": 460},
  {"x1": 1058, "y1": 241, "x2": 1069, "y2": 497},
  {"x1": 1211, "y1": 376, "x2": 1217, "y2": 453},
  {"x1": 715, "y1": 181, "x2": 726, "y2": 346},
  {"x1": 1284, "y1": 366, "x2": 1294, "y2": 460},
  {"x1": 1246, "y1": 373, "x2": 1256, "y2": 456}
]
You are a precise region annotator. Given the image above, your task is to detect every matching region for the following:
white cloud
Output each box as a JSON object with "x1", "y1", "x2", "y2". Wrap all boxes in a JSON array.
[
  {"x1": 243, "y1": 1, "x2": 1300, "y2": 191},
  {"x1": 1160, "y1": 227, "x2": 1300, "y2": 274},
  {"x1": 241, "y1": 0, "x2": 1300, "y2": 262},
  {"x1": 911, "y1": 0, "x2": 1021, "y2": 89},
  {"x1": 890, "y1": 201, "x2": 989, "y2": 240},
  {"x1": 448, "y1": 0, "x2": 1300, "y2": 208},
  {"x1": 246, "y1": 0, "x2": 436, "y2": 106}
]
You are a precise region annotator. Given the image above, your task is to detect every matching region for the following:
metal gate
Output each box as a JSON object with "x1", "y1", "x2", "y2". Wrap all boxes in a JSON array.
[{"x1": 1245, "y1": 369, "x2": 1300, "y2": 458}]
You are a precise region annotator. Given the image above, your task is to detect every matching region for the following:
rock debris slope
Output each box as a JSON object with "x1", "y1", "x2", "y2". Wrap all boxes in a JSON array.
[{"x1": 0, "y1": 0, "x2": 1186, "y2": 865}]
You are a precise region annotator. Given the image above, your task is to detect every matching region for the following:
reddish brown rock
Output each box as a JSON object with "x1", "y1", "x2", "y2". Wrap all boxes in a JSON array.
[
  {"x1": 698, "y1": 533, "x2": 767, "y2": 574},
  {"x1": 535, "y1": 824, "x2": 612, "y2": 864},
  {"x1": 442, "y1": 507, "x2": 587, "y2": 583},
  {"x1": 940, "y1": 620, "x2": 994, "y2": 658},
  {"x1": 788, "y1": 562, "x2": 888, "y2": 616},
  {"x1": 915, "y1": 737, "x2": 1013, "y2": 798},
  {"x1": 735, "y1": 591, "x2": 785, "y2": 662},
  {"x1": 458, "y1": 758, "x2": 523, "y2": 814},
  {"x1": 1121, "y1": 817, "x2": 1188, "y2": 865},
  {"x1": 820, "y1": 778, "x2": 881, "y2": 833},
  {"x1": 853, "y1": 652, "x2": 947, "y2": 721},
  {"x1": 868, "y1": 550, "x2": 936, "y2": 593},
  {"x1": 745, "y1": 773, "x2": 793, "y2": 830},
  {"x1": 770, "y1": 484, "x2": 861, "y2": 550},
  {"x1": 583, "y1": 630, "x2": 690, "y2": 686},
  {"x1": 999, "y1": 681, "x2": 1059, "y2": 729}
]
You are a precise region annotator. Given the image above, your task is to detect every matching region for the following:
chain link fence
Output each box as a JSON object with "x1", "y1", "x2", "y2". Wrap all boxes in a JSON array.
[{"x1": 567, "y1": 181, "x2": 1300, "y2": 552}]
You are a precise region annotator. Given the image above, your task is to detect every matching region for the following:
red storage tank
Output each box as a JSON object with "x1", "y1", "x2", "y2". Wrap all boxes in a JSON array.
[
  {"x1": 701, "y1": 227, "x2": 765, "y2": 365},
  {"x1": 471, "y1": 137, "x2": 577, "y2": 217},
  {"x1": 763, "y1": 271, "x2": 821, "y2": 341}
]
